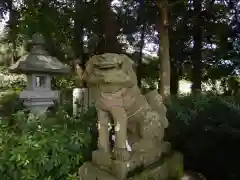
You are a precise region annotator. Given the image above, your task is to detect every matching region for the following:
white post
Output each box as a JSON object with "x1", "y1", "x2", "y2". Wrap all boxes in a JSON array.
[
  {"x1": 73, "y1": 88, "x2": 81, "y2": 115},
  {"x1": 73, "y1": 87, "x2": 90, "y2": 115}
]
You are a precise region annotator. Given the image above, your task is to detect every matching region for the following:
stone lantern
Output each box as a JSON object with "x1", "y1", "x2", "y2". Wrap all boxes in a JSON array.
[{"x1": 9, "y1": 33, "x2": 70, "y2": 115}]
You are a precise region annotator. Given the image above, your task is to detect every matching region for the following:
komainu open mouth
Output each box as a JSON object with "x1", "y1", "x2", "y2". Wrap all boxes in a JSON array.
[
  {"x1": 95, "y1": 63, "x2": 122, "y2": 70},
  {"x1": 98, "y1": 65, "x2": 116, "y2": 70}
]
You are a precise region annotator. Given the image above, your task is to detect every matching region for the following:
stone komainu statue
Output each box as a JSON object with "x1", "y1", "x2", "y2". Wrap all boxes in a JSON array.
[{"x1": 79, "y1": 53, "x2": 172, "y2": 180}]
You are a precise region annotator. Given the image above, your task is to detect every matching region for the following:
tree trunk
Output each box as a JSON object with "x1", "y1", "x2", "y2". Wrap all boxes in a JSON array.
[
  {"x1": 7, "y1": 0, "x2": 17, "y2": 66},
  {"x1": 97, "y1": 0, "x2": 121, "y2": 53},
  {"x1": 191, "y1": 0, "x2": 203, "y2": 92},
  {"x1": 73, "y1": 0, "x2": 86, "y2": 88},
  {"x1": 170, "y1": 60, "x2": 179, "y2": 95},
  {"x1": 73, "y1": 0, "x2": 84, "y2": 64},
  {"x1": 158, "y1": 4, "x2": 171, "y2": 98},
  {"x1": 137, "y1": 24, "x2": 146, "y2": 87},
  {"x1": 136, "y1": 2, "x2": 147, "y2": 88}
]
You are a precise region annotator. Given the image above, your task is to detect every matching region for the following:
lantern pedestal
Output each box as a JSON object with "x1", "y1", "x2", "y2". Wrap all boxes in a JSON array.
[{"x1": 20, "y1": 90, "x2": 59, "y2": 115}]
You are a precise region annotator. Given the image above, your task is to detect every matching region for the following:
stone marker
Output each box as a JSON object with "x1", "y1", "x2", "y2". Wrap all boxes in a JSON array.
[
  {"x1": 9, "y1": 33, "x2": 70, "y2": 115},
  {"x1": 77, "y1": 53, "x2": 184, "y2": 180},
  {"x1": 73, "y1": 59, "x2": 93, "y2": 114}
]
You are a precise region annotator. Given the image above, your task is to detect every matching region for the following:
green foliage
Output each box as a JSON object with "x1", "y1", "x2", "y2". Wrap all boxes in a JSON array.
[
  {"x1": 0, "y1": 106, "x2": 97, "y2": 180},
  {"x1": 0, "y1": 71, "x2": 26, "y2": 92},
  {"x1": 166, "y1": 93, "x2": 240, "y2": 180},
  {"x1": 0, "y1": 91, "x2": 24, "y2": 118},
  {"x1": 1, "y1": 0, "x2": 240, "y2": 92},
  {"x1": 52, "y1": 75, "x2": 76, "y2": 90},
  {"x1": 1, "y1": 87, "x2": 240, "y2": 180}
]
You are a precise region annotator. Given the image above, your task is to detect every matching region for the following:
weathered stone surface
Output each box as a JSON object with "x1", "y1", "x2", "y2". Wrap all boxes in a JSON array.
[
  {"x1": 82, "y1": 53, "x2": 166, "y2": 156},
  {"x1": 129, "y1": 152, "x2": 184, "y2": 180},
  {"x1": 78, "y1": 152, "x2": 184, "y2": 180},
  {"x1": 181, "y1": 171, "x2": 206, "y2": 180},
  {"x1": 77, "y1": 53, "x2": 184, "y2": 180},
  {"x1": 9, "y1": 33, "x2": 70, "y2": 74},
  {"x1": 8, "y1": 33, "x2": 70, "y2": 115},
  {"x1": 78, "y1": 162, "x2": 118, "y2": 180},
  {"x1": 145, "y1": 90, "x2": 169, "y2": 128},
  {"x1": 92, "y1": 149, "x2": 112, "y2": 168},
  {"x1": 20, "y1": 90, "x2": 59, "y2": 115}
]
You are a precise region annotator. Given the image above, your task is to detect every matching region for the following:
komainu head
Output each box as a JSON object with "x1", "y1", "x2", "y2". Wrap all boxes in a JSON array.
[{"x1": 83, "y1": 53, "x2": 137, "y2": 86}]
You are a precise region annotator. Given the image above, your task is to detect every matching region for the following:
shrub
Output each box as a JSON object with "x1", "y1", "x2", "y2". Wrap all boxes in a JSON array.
[
  {"x1": 0, "y1": 69, "x2": 26, "y2": 119},
  {"x1": 0, "y1": 106, "x2": 97, "y2": 180},
  {"x1": 0, "y1": 91, "x2": 24, "y2": 118},
  {"x1": 166, "y1": 93, "x2": 240, "y2": 180},
  {"x1": 2, "y1": 88, "x2": 240, "y2": 180},
  {"x1": 0, "y1": 69, "x2": 26, "y2": 91}
]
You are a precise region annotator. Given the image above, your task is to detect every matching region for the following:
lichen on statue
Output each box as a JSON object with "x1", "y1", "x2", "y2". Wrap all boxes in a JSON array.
[
  {"x1": 81, "y1": 53, "x2": 169, "y2": 179},
  {"x1": 83, "y1": 53, "x2": 137, "y2": 91}
]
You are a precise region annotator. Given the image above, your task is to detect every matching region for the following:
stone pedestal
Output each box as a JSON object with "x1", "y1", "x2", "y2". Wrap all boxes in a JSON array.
[
  {"x1": 78, "y1": 151, "x2": 184, "y2": 180},
  {"x1": 20, "y1": 90, "x2": 59, "y2": 115}
]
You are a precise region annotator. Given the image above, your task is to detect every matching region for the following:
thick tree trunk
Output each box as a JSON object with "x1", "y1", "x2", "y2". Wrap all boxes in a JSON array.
[
  {"x1": 97, "y1": 0, "x2": 121, "y2": 53},
  {"x1": 136, "y1": 3, "x2": 147, "y2": 88},
  {"x1": 191, "y1": 0, "x2": 203, "y2": 92},
  {"x1": 73, "y1": 0, "x2": 86, "y2": 88},
  {"x1": 73, "y1": 0, "x2": 84, "y2": 64},
  {"x1": 158, "y1": 5, "x2": 171, "y2": 98},
  {"x1": 170, "y1": 60, "x2": 179, "y2": 95},
  {"x1": 137, "y1": 24, "x2": 146, "y2": 87}
]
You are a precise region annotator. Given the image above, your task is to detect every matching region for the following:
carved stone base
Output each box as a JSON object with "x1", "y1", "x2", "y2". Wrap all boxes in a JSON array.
[
  {"x1": 113, "y1": 148, "x2": 131, "y2": 161},
  {"x1": 92, "y1": 150, "x2": 112, "y2": 171},
  {"x1": 78, "y1": 162, "x2": 118, "y2": 180},
  {"x1": 129, "y1": 152, "x2": 184, "y2": 180},
  {"x1": 78, "y1": 151, "x2": 184, "y2": 180}
]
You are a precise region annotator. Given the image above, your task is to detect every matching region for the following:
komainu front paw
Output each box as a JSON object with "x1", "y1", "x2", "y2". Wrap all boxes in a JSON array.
[
  {"x1": 113, "y1": 148, "x2": 130, "y2": 161},
  {"x1": 92, "y1": 149, "x2": 112, "y2": 168}
]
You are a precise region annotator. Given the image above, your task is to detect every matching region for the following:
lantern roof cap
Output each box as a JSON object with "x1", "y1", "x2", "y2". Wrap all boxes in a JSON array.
[{"x1": 9, "y1": 33, "x2": 70, "y2": 74}]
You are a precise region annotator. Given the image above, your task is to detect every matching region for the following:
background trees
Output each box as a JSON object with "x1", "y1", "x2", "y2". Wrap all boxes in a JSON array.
[
  {"x1": 0, "y1": 0, "x2": 239, "y2": 95},
  {"x1": 0, "y1": 1, "x2": 240, "y2": 179}
]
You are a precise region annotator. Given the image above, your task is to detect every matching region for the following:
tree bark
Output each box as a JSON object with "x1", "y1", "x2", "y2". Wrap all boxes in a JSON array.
[
  {"x1": 136, "y1": 2, "x2": 147, "y2": 88},
  {"x1": 137, "y1": 24, "x2": 146, "y2": 87},
  {"x1": 158, "y1": 4, "x2": 171, "y2": 98},
  {"x1": 73, "y1": 0, "x2": 84, "y2": 64},
  {"x1": 191, "y1": 0, "x2": 203, "y2": 92},
  {"x1": 97, "y1": 0, "x2": 121, "y2": 53},
  {"x1": 7, "y1": 0, "x2": 17, "y2": 66},
  {"x1": 170, "y1": 60, "x2": 179, "y2": 95},
  {"x1": 73, "y1": 0, "x2": 86, "y2": 88}
]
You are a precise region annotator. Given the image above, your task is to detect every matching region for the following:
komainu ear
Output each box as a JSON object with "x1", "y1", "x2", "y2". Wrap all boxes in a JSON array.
[
  {"x1": 120, "y1": 54, "x2": 134, "y2": 65},
  {"x1": 82, "y1": 55, "x2": 96, "y2": 81},
  {"x1": 119, "y1": 54, "x2": 136, "y2": 71}
]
